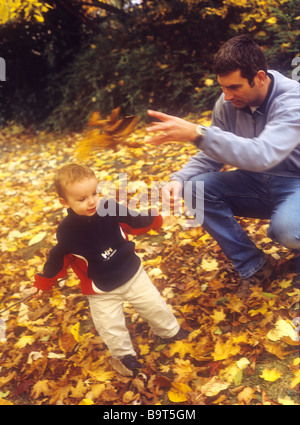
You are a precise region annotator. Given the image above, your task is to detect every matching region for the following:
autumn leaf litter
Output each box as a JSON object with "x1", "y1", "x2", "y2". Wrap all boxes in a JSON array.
[{"x1": 0, "y1": 122, "x2": 299, "y2": 405}]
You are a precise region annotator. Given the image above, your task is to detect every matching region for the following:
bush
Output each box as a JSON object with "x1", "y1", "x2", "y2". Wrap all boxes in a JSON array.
[{"x1": 0, "y1": 0, "x2": 298, "y2": 131}]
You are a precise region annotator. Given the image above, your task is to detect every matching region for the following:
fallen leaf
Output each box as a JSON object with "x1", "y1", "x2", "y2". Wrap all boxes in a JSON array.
[
  {"x1": 236, "y1": 357, "x2": 250, "y2": 370},
  {"x1": 201, "y1": 258, "x2": 218, "y2": 272},
  {"x1": 0, "y1": 399, "x2": 14, "y2": 405},
  {"x1": 27, "y1": 351, "x2": 43, "y2": 364},
  {"x1": 31, "y1": 380, "x2": 51, "y2": 399},
  {"x1": 210, "y1": 308, "x2": 226, "y2": 324},
  {"x1": 79, "y1": 398, "x2": 94, "y2": 405},
  {"x1": 237, "y1": 387, "x2": 257, "y2": 404},
  {"x1": 212, "y1": 338, "x2": 241, "y2": 361},
  {"x1": 290, "y1": 369, "x2": 300, "y2": 388},
  {"x1": 267, "y1": 318, "x2": 296, "y2": 342},
  {"x1": 58, "y1": 331, "x2": 77, "y2": 354},
  {"x1": 200, "y1": 376, "x2": 229, "y2": 397},
  {"x1": 138, "y1": 343, "x2": 150, "y2": 356},
  {"x1": 278, "y1": 396, "x2": 299, "y2": 405},
  {"x1": 168, "y1": 382, "x2": 192, "y2": 402},
  {"x1": 260, "y1": 368, "x2": 283, "y2": 382},
  {"x1": 28, "y1": 231, "x2": 47, "y2": 246},
  {"x1": 15, "y1": 335, "x2": 35, "y2": 349}
]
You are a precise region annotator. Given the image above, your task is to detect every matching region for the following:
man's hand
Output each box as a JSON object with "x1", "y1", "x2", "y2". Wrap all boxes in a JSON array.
[
  {"x1": 146, "y1": 110, "x2": 198, "y2": 145},
  {"x1": 161, "y1": 180, "x2": 183, "y2": 208}
]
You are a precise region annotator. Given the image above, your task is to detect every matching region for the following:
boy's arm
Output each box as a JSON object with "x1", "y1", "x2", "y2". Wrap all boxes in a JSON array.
[
  {"x1": 34, "y1": 245, "x2": 71, "y2": 291},
  {"x1": 115, "y1": 201, "x2": 163, "y2": 236}
]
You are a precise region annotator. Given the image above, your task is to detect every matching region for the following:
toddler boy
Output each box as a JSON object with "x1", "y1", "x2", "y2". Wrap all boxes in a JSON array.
[{"x1": 34, "y1": 163, "x2": 187, "y2": 376}]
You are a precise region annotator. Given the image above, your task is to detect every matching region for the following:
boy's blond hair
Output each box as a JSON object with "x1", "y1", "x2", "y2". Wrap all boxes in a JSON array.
[{"x1": 54, "y1": 163, "x2": 97, "y2": 199}]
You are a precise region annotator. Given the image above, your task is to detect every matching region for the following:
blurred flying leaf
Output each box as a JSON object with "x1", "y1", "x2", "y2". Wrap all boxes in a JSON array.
[{"x1": 77, "y1": 107, "x2": 140, "y2": 158}]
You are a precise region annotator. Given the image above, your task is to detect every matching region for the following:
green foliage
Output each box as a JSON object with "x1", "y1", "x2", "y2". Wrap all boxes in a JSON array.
[{"x1": 0, "y1": 0, "x2": 298, "y2": 131}]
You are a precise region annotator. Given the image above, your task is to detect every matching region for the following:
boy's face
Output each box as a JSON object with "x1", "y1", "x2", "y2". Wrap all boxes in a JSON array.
[{"x1": 59, "y1": 177, "x2": 99, "y2": 216}]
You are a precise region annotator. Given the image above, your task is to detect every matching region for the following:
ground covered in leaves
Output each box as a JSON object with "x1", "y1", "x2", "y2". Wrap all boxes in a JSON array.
[{"x1": 0, "y1": 120, "x2": 299, "y2": 405}]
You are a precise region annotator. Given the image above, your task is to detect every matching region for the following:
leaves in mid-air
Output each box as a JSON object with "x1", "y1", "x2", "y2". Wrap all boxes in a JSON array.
[{"x1": 77, "y1": 107, "x2": 140, "y2": 158}]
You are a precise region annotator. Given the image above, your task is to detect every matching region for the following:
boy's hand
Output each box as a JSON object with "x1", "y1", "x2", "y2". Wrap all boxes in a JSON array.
[
  {"x1": 23, "y1": 287, "x2": 43, "y2": 298},
  {"x1": 33, "y1": 288, "x2": 43, "y2": 298}
]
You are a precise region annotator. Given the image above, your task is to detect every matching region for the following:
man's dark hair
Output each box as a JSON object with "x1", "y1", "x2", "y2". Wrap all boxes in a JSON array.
[{"x1": 213, "y1": 35, "x2": 268, "y2": 86}]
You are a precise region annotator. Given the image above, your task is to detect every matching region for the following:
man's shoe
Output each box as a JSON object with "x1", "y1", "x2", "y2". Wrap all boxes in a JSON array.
[
  {"x1": 291, "y1": 256, "x2": 300, "y2": 289},
  {"x1": 293, "y1": 274, "x2": 300, "y2": 289},
  {"x1": 236, "y1": 258, "x2": 276, "y2": 298},
  {"x1": 110, "y1": 354, "x2": 142, "y2": 377},
  {"x1": 278, "y1": 255, "x2": 300, "y2": 289}
]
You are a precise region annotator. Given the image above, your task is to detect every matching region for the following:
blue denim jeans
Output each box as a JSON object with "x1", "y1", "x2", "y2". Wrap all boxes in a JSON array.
[{"x1": 185, "y1": 170, "x2": 300, "y2": 279}]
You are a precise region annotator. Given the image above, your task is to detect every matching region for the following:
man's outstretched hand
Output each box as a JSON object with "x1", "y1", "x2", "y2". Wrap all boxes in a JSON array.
[{"x1": 146, "y1": 110, "x2": 198, "y2": 145}]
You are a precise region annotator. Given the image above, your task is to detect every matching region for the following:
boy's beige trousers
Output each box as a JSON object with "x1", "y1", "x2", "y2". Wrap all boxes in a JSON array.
[{"x1": 87, "y1": 265, "x2": 180, "y2": 358}]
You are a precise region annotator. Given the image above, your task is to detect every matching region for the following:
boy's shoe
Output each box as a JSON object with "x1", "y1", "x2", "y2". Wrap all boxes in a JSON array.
[
  {"x1": 110, "y1": 354, "x2": 142, "y2": 377},
  {"x1": 159, "y1": 327, "x2": 190, "y2": 343},
  {"x1": 236, "y1": 258, "x2": 276, "y2": 298}
]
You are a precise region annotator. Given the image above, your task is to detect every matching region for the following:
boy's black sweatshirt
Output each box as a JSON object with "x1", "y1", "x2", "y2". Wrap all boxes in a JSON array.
[{"x1": 39, "y1": 200, "x2": 162, "y2": 292}]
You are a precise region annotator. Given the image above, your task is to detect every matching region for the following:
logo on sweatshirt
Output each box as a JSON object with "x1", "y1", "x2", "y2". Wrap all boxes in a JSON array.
[{"x1": 101, "y1": 247, "x2": 116, "y2": 261}]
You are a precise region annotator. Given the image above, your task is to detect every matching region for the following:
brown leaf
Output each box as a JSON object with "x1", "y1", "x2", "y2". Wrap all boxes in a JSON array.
[
  {"x1": 0, "y1": 372, "x2": 16, "y2": 388},
  {"x1": 58, "y1": 331, "x2": 77, "y2": 355},
  {"x1": 31, "y1": 380, "x2": 51, "y2": 399},
  {"x1": 237, "y1": 387, "x2": 257, "y2": 404}
]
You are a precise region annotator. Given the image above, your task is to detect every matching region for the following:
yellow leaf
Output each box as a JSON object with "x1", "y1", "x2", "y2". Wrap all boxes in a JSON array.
[
  {"x1": 122, "y1": 390, "x2": 136, "y2": 403},
  {"x1": 278, "y1": 396, "x2": 299, "y2": 405},
  {"x1": 28, "y1": 231, "x2": 47, "y2": 246},
  {"x1": 210, "y1": 308, "x2": 226, "y2": 324},
  {"x1": 279, "y1": 278, "x2": 293, "y2": 288},
  {"x1": 79, "y1": 399, "x2": 94, "y2": 405},
  {"x1": 168, "y1": 382, "x2": 191, "y2": 403},
  {"x1": 88, "y1": 369, "x2": 115, "y2": 382},
  {"x1": 50, "y1": 293, "x2": 66, "y2": 310},
  {"x1": 219, "y1": 362, "x2": 241, "y2": 384},
  {"x1": 167, "y1": 340, "x2": 194, "y2": 359},
  {"x1": 138, "y1": 344, "x2": 150, "y2": 356},
  {"x1": 201, "y1": 258, "x2": 218, "y2": 271},
  {"x1": 199, "y1": 234, "x2": 211, "y2": 244},
  {"x1": 290, "y1": 369, "x2": 300, "y2": 388},
  {"x1": 260, "y1": 368, "x2": 283, "y2": 382},
  {"x1": 69, "y1": 380, "x2": 87, "y2": 399},
  {"x1": 71, "y1": 322, "x2": 84, "y2": 343},
  {"x1": 204, "y1": 78, "x2": 214, "y2": 87},
  {"x1": 0, "y1": 399, "x2": 14, "y2": 405},
  {"x1": 144, "y1": 256, "x2": 162, "y2": 266},
  {"x1": 267, "y1": 318, "x2": 296, "y2": 342},
  {"x1": 249, "y1": 302, "x2": 268, "y2": 316},
  {"x1": 266, "y1": 17, "x2": 277, "y2": 25},
  {"x1": 212, "y1": 338, "x2": 241, "y2": 361},
  {"x1": 173, "y1": 358, "x2": 194, "y2": 380},
  {"x1": 15, "y1": 335, "x2": 35, "y2": 348},
  {"x1": 34, "y1": 13, "x2": 44, "y2": 23}
]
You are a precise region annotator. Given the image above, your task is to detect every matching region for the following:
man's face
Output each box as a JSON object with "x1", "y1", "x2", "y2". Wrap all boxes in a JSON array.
[
  {"x1": 217, "y1": 69, "x2": 266, "y2": 109},
  {"x1": 60, "y1": 177, "x2": 99, "y2": 216}
]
